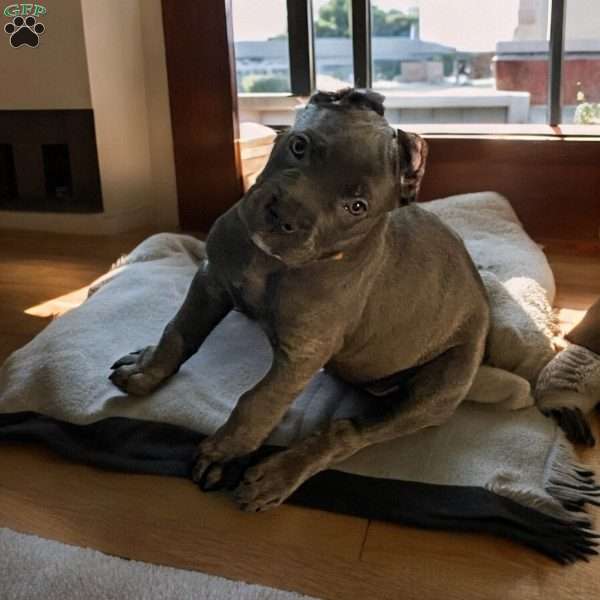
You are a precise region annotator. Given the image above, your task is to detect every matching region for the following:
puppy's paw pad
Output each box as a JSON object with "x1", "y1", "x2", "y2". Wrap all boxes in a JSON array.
[
  {"x1": 241, "y1": 465, "x2": 265, "y2": 484},
  {"x1": 110, "y1": 350, "x2": 143, "y2": 369},
  {"x1": 109, "y1": 367, "x2": 159, "y2": 396},
  {"x1": 238, "y1": 499, "x2": 281, "y2": 513},
  {"x1": 109, "y1": 346, "x2": 163, "y2": 396},
  {"x1": 193, "y1": 461, "x2": 227, "y2": 491},
  {"x1": 234, "y1": 465, "x2": 293, "y2": 512}
]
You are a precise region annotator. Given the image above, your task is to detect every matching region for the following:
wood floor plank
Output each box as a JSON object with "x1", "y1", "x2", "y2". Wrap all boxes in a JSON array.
[
  {"x1": 0, "y1": 229, "x2": 156, "y2": 262},
  {"x1": 546, "y1": 252, "x2": 600, "y2": 292},
  {"x1": 0, "y1": 310, "x2": 50, "y2": 338},
  {"x1": 0, "y1": 445, "x2": 368, "y2": 561},
  {"x1": 0, "y1": 334, "x2": 32, "y2": 364},
  {"x1": 546, "y1": 249, "x2": 600, "y2": 311},
  {"x1": 554, "y1": 288, "x2": 600, "y2": 312},
  {"x1": 360, "y1": 523, "x2": 544, "y2": 600},
  {"x1": 0, "y1": 445, "x2": 373, "y2": 599}
]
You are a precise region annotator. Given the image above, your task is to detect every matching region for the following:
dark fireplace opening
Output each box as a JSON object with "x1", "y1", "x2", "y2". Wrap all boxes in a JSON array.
[
  {"x1": 0, "y1": 144, "x2": 18, "y2": 202},
  {"x1": 42, "y1": 144, "x2": 73, "y2": 199},
  {"x1": 0, "y1": 110, "x2": 102, "y2": 213}
]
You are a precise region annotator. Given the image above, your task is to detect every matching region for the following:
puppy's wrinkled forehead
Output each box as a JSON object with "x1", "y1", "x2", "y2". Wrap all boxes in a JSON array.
[
  {"x1": 291, "y1": 89, "x2": 394, "y2": 174},
  {"x1": 296, "y1": 89, "x2": 388, "y2": 126}
]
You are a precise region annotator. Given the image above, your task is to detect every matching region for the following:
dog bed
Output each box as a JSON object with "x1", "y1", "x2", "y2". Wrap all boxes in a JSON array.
[{"x1": 0, "y1": 192, "x2": 598, "y2": 563}]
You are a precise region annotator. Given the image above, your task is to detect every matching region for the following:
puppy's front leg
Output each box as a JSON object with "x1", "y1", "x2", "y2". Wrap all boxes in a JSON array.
[
  {"x1": 110, "y1": 260, "x2": 231, "y2": 395},
  {"x1": 193, "y1": 344, "x2": 331, "y2": 489},
  {"x1": 235, "y1": 340, "x2": 484, "y2": 511}
]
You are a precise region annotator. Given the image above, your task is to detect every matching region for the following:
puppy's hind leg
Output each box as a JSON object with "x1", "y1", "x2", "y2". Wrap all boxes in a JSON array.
[{"x1": 466, "y1": 365, "x2": 534, "y2": 410}]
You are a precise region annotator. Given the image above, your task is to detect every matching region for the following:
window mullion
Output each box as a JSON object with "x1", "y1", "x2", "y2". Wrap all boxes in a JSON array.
[
  {"x1": 548, "y1": 0, "x2": 566, "y2": 125},
  {"x1": 287, "y1": 0, "x2": 315, "y2": 96},
  {"x1": 351, "y1": 0, "x2": 372, "y2": 88}
]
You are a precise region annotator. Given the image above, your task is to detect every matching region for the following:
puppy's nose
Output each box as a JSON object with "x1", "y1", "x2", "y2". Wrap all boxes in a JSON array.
[{"x1": 266, "y1": 199, "x2": 296, "y2": 234}]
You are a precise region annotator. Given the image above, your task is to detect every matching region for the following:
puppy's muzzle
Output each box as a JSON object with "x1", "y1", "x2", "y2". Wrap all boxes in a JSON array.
[
  {"x1": 265, "y1": 198, "x2": 297, "y2": 234},
  {"x1": 263, "y1": 194, "x2": 314, "y2": 236}
]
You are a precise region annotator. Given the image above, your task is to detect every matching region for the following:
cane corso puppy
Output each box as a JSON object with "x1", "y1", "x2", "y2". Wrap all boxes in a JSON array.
[{"x1": 110, "y1": 89, "x2": 490, "y2": 511}]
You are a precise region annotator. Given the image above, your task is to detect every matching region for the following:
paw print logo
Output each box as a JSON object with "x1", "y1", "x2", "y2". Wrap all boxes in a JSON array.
[{"x1": 4, "y1": 16, "x2": 45, "y2": 48}]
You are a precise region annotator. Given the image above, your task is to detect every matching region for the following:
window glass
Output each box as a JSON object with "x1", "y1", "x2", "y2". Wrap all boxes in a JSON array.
[
  {"x1": 313, "y1": 0, "x2": 354, "y2": 90},
  {"x1": 562, "y1": 0, "x2": 600, "y2": 126},
  {"x1": 232, "y1": 0, "x2": 291, "y2": 94},
  {"x1": 371, "y1": 0, "x2": 550, "y2": 124}
]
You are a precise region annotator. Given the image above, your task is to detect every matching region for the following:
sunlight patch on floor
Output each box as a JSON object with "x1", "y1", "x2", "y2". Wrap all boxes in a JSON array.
[
  {"x1": 24, "y1": 268, "x2": 124, "y2": 318},
  {"x1": 25, "y1": 286, "x2": 90, "y2": 318},
  {"x1": 557, "y1": 307, "x2": 587, "y2": 337}
]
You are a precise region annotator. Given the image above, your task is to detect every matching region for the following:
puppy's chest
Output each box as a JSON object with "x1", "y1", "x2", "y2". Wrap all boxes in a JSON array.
[{"x1": 227, "y1": 265, "x2": 275, "y2": 320}]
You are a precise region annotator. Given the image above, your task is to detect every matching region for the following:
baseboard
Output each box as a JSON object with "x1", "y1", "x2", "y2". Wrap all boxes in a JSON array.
[{"x1": 0, "y1": 205, "x2": 158, "y2": 236}]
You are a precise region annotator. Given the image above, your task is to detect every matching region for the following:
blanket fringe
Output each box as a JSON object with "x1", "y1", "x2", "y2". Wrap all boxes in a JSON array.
[
  {"x1": 544, "y1": 438, "x2": 600, "y2": 562},
  {"x1": 546, "y1": 438, "x2": 600, "y2": 511},
  {"x1": 486, "y1": 431, "x2": 599, "y2": 563}
]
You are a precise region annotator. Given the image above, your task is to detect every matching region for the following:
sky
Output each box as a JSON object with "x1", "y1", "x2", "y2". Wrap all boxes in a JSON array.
[{"x1": 232, "y1": 0, "x2": 522, "y2": 52}]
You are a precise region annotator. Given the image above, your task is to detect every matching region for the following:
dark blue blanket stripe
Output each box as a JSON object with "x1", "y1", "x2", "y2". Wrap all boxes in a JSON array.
[{"x1": 0, "y1": 411, "x2": 596, "y2": 564}]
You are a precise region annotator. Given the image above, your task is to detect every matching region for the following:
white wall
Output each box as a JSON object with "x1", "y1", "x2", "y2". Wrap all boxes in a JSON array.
[
  {"x1": 0, "y1": 0, "x2": 179, "y2": 234},
  {"x1": 80, "y1": 0, "x2": 154, "y2": 231},
  {"x1": 0, "y1": 0, "x2": 91, "y2": 109},
  {"x1": 139, "y1": 0, "x2": 179, "y2": 231}
]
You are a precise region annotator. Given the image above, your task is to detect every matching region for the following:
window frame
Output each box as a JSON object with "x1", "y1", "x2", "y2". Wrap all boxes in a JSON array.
[
  {"x1": 271, "y1": 0, "x2": 583, "y2": 131},
  {"x1": 161, "y1": 0, "x2": 600, "y2": 235}
]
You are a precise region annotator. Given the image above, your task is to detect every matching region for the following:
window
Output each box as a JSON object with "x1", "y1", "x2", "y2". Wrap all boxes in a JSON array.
[
  {"x1": 232, "y1": 0, "x2": 596, "y2": 129},
  {"x1": 232, "y1": 0, "x2": 292, "y2": 94},
  {"x1": 371, "y1": 0, "x2": 548, "y2": 124},
  {"x1": 313, "y1": 0, "x2": 354, "y2": 90},
  {"x1": 563, "y1": 0, "x2": 600, "y2": 126}
]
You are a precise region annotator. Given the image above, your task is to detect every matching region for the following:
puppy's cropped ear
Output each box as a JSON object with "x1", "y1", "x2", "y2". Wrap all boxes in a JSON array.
[{"x1": 395, "y1": 130, "x2": 428, "y2": 205}]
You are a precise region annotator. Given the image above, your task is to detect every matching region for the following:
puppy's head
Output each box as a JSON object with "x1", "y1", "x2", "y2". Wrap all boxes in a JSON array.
[{"x1": 238, "y1": 88, "x2": 428, "y2": 266}]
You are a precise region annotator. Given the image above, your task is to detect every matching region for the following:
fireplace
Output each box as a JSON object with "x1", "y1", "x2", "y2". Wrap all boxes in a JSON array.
[{"x1": 0, "y1": 110, "x2": 102, "y2": 213}]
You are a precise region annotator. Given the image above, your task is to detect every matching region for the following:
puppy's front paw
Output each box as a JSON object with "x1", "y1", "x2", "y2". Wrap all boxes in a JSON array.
[
  {"x1": 192, "y1": 428, "x2": 267, "y2": 490},
  {"x1": 192, "y1": 435, "x2": 246, "y2": 491},
  {"x1": 234, "y1": 451, "x2": 309, "y2": 512},
  {"x1": 109, "y1": 346, "x2": 164, "y2": 396},
  {"x1": 192, "y1": 448, "x2": 230, "y2": 490}
]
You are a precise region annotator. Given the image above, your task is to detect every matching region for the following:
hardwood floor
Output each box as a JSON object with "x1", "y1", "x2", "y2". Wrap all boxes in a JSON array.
[{"x1": 0, "y1": 230, "x2": 599, "y2": 600}]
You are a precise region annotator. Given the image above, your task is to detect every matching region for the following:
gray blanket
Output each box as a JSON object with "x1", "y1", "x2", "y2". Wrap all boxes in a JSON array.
[{"x1": 1, "y1": 192, "x2": 598, "y2": 563}]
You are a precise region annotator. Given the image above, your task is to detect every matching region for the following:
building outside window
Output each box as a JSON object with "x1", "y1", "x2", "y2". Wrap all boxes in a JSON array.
[{"x1": 232, "y1": 0, "x2": 600, "y2": 127}]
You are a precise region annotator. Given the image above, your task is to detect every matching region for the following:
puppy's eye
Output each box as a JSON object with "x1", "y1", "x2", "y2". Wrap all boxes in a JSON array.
[
  {"x1": 289, "y1": 135, "x2": 308, "y2": 158},
  {"x1": 344, "y1": 199, "x2": 369, "y2": 216}
]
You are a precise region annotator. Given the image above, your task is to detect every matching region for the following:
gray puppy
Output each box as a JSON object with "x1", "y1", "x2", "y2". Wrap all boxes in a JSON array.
[{"x1": 110, "y1": 89, "x2": 490, "y2": 511}]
